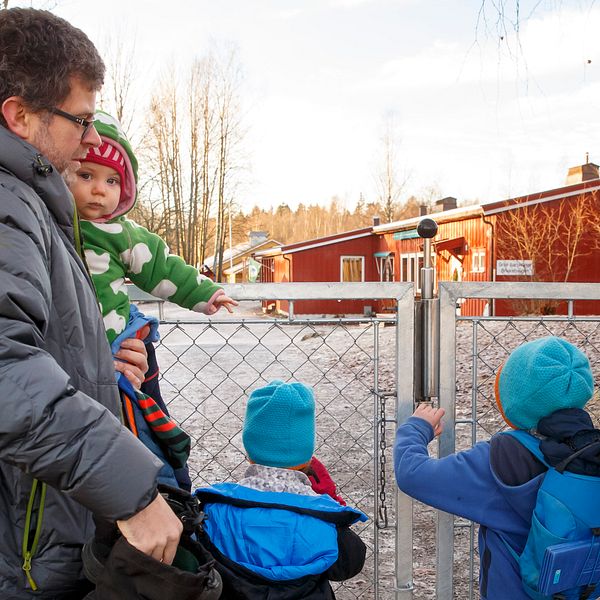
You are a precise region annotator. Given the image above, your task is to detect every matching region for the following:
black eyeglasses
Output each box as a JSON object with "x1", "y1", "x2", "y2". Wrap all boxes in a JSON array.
[{"x1": 50, "y1": 107, "x2": 96, "y2": 141}]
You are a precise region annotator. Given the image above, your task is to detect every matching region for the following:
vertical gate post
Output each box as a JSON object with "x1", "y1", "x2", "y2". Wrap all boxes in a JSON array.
[
  {"x1": 395, "y1": 286, "x2": 416, "y2": 598},
  {"x1": 415, "y1": 219, "x2": 456, "y2": 600},
  {"x1": 436, "y1": 283, "x2": 458, "y2": 600}
]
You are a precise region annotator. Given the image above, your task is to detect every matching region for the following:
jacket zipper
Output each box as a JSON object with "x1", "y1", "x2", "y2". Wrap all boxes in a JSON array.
[{"x1": 22, "y1": 479, "x2": 47, "y2": 591}]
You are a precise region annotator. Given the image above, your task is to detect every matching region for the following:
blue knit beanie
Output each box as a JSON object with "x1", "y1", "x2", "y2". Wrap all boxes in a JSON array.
[
  {"x1": 495, "y1": 336, "x2": 594, "y2": 430},
  {"x1": 242, "y1": 380, "x2": 315, "y2": 468}
]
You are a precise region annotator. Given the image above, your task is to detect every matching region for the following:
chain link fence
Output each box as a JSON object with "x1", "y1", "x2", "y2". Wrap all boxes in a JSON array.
[
  {"x1": 134, "y1": 281, "x2": 600, "y2": 600},
  {"x1": 437, "y1": 282, "x2": 600, "y2": 600},
  {"x1": 139, "y1": 282, "x2": 416, "y2": 600}
]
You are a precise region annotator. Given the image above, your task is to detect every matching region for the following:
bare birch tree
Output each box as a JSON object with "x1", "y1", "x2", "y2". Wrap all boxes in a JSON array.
[
  {"x1": 146, "y1": 77, "x2": 185, "y2": 255},
  {"x1": 496, "y1": 193, "x2": 600, "y2": 313},
  {"x1": 212, "y1": 45, "x2": 245, "y2": 282},
  {"x1": 141, "y1": 47, "x2": 245, "y2": 275},
  {"x1": 375, "y1": 112, "x2": 409, "y2": 223},
  {"x1": 98, "y1": 30, "x2": 138, "y2": 137}
]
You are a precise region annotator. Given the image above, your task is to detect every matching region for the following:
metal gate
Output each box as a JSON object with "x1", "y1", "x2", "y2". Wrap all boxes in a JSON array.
[
  {"x1": 142, "y1": 279, "x2": 600, "y2": 599},
  {"x1": 150, "y1": 282, "x2": 416, "y2": 600},
  {"x1": 437, "y1": 281, "x2": 600, "y2": 600}
]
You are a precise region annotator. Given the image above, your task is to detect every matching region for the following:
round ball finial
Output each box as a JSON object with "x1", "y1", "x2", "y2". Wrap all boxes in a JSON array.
[{"x1": 417, "y1": 218, "x2": 438, "y2": 239}]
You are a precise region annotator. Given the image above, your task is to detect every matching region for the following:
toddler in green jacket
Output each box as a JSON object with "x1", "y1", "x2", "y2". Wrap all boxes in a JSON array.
[
  {"x1": 71, "y1": 111, "x2": 237, "y2": 491},
  {"x1": 71, "y1": 110, "x2": 237, "y2": 345}
]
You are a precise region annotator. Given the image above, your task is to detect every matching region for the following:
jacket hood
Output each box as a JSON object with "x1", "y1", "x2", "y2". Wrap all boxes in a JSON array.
[
  {"x1": 538, "y1": 408, "x2": 600, "y2": 476},
  {"x1": 88, "y1": 111, "x2": 138, "y2": 220},
  {"x1": 0, "y1": 125, "x2": 75, "y2": 234},
  {"x1": 196, "y1": 483, "x2": 366, "y2": 582},
  {"x1": 492, "y1": 462, "x2": 543, "y2": 529},
  {"x1": 196, "y1": 483, "x2": 367, "y2": 525}
]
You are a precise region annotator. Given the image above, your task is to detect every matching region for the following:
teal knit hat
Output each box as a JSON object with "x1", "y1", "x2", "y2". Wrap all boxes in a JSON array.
[
  {"x1": 242, "y1": 380, "x2": 315, "y2": 468},
  {"x1": 495, "y1": 336, "x2": 594, "y2": 430}
]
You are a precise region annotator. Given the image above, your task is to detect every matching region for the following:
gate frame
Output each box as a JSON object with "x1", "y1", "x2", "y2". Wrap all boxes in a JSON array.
[
  {"x1": 436, "y1": 281, "x2": 600, "y2": 600},
  {"x1": 148, "y1": 282, "x2": 416, "y2": 600}
]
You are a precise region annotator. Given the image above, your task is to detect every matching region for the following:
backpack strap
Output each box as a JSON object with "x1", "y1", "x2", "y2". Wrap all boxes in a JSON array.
[
  {"x1": 503, "y1": 429, "x2": 551, "y2": 467},
  {"x1": 505, "y1": 430, "x2": 600, "y2": 475},
  {"x1": 554, "y1": 441, "x2": 600, "y2": 474}
]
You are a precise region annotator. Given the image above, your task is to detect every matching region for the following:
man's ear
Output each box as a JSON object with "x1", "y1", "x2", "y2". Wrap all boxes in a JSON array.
[{"x1": 2, "y1": 96, "x2": 35, "y2": 140}]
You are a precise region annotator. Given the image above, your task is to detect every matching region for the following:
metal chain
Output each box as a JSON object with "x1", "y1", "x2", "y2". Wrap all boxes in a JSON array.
[{"x1": 377, "y1": 390, "x2": 388, "y2": 528}]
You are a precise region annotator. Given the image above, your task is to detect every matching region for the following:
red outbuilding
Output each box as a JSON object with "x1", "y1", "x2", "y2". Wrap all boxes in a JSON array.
[
  {"x1": 256, "y1": 227, "x2": 379, "y2": 315},
  {"x1": 255, "y1": 161, "x2": 600, "y2": 316}
]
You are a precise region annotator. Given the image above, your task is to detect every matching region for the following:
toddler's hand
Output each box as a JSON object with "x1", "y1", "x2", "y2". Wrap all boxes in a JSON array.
[
  {"x1": 214, "y1": 294, "x2": 238, "y2": 313},
  {"x1": 413, "y1": 403, "x2": 445, "y2": 437}
]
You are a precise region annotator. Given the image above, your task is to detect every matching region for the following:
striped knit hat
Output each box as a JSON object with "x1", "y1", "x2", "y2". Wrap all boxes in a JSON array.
[
  {"x1": 81, "y1": 111, "x2": 138, "y2": 221},
  {"x1": 86, "y1": 141, "x2": 127, "y2": 192}
]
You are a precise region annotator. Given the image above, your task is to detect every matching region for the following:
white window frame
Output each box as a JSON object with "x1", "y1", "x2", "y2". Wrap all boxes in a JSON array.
[
  {"x1": 472, "y1": 248, "x2": 486, "y2": 273},
  {"x1": 340, "y1": 255, "x2": 365, "y2": 282},
  {"x1": 400, "y1": 252, "x2": 428, "y2": 292},
  {"x1": 375, "y1": 254, "x2": 395, "y2": 282}
]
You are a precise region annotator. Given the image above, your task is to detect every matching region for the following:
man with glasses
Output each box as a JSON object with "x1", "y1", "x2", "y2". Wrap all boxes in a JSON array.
[
  {"x1": 0, "y1": 8, "x2": 182, "y2": 598},
  {"x1": 51, "y1": 107, "x2": 97, "y2": 143}
]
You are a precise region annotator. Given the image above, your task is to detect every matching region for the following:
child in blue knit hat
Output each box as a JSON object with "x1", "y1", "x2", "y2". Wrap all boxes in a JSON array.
[
  {"x1": 394, "y1": 336, "x2": 600, "y2": 600},
  {"x1": 195, "y1": 380, "x2": 367, "y2": 599}
]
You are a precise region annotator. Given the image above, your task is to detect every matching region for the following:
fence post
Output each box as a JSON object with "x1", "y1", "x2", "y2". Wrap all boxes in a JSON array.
[
  {"x1": 436, "y1": 283, "x2": 458, "y2": 600},
  {"x1": 415, "y1": 218, "x2": 455, "y2": 600},
  {"x1": 395, "y1": 286, "x2": 416, "y2": 599}
]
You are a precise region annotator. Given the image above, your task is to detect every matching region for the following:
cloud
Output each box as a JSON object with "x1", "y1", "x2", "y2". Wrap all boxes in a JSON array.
[
  {"x1": 275, "y1": 8, "x2": 305, "y2": 20},
  {"x1": 358, "y1": 5, "x2": 600, "y2": 95}
]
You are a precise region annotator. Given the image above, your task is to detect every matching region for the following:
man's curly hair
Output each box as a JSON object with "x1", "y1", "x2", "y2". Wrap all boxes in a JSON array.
[{"x1": 0, "y1": 8, "x2": 105, "y2": 127}]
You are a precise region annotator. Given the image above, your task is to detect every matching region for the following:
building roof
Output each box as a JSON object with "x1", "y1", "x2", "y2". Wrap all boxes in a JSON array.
[
  {"x1": 372, "y1": 204, "x2": 482, "y2": 235},
  {"x1": 251, "y1": 176, "x2": 600, "y2": 258},
  {"x1": 255, "y1": 227, "x2": 373, "y2": 257},
  {"x1": 203, "y1": 238, "x2": 281, "y2": 270},
  {"x1": 481, "y1": 178, "x2": 600, "y2": 216}
]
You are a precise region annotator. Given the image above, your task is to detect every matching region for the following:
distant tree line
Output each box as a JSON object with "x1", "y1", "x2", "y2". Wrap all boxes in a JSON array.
[{"x1": 233, "y1": 196, "x2": 424, "y2": 247}]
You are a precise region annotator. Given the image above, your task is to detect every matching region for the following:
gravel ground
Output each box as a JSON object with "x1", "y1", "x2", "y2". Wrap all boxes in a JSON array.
[{"x1": 142, "y1": 299, "x2": 600, "y2": 600}]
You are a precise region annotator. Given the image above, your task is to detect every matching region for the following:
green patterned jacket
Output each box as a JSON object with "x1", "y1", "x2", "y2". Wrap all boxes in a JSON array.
[{"x1": 82, "y1": 217, "x2": 223, "y2": 344}]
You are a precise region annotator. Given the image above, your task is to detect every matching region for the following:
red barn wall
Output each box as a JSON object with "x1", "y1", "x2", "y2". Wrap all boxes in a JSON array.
[
  {"x1": 284, "y1": 235, "x2": 379, "y2": 314},
  {"x1": 263, "y1": 192, "x2": 600, "y2": 318},
  {"x1": 377, "y1": 214, "x2": 491, "y2": 316},
  {"x1": 493, "y1": 193, "x2": 600, "y2": 315},
  {"x1": 266, "y1": 235, "x2": 387, "y2": 315}
]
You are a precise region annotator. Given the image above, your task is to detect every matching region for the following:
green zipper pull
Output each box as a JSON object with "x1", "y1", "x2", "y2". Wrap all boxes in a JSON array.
[
  {"x1": 22, "y1": 552, "x2": 37, "y2": 591},
  {"x1": 21, "y1": 479, "x2": 46, "y2": 591}
]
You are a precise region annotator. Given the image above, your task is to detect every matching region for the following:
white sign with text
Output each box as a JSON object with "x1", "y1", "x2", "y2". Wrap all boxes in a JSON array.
[{"x1": 496, "y1": 260, "x2": 533, "y2": 276}]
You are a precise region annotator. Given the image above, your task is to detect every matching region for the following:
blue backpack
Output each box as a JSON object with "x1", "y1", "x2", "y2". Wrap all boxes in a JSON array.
[{"x1": 504, "y1": 430, "x2": 600, "y2": 600}]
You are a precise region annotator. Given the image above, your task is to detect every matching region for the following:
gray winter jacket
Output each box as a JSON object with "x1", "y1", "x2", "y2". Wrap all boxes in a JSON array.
[{"x1": 0, "y1": 126, "x2": 162, "y2": 599}]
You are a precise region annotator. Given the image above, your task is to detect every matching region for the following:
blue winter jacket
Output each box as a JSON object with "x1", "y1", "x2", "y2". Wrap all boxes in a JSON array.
[
  {"x1": 394, "y1": 417, "x2": 546, "y2": 600},
  {"x1": 113, "y1": 306, "x2": 179, "y2": 488},
  {"x1": 195, "y1": 483, "x2": 367, "y2": 598}
]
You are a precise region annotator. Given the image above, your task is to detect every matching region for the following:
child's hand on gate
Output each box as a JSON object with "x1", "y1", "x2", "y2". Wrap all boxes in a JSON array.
[
  {"x1": 213, "y1": 294, "x2": 238, "y2": 313},
  {"x1": 413, "y1": 403, "x2": 445, "y2": 437}
]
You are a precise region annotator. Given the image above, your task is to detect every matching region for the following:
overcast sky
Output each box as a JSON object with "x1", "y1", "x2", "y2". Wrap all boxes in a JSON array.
[{"x1": 44, "y1": 0, "x2": 600, "y2": 211}]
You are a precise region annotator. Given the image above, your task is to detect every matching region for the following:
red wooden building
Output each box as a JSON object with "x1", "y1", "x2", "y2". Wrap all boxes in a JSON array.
[
  {"x1": 482, "y1": 175, "x2": 600, "y2": 315},
  {"x1": 373, "y1": 200, "x2": 490, "y2": 316},
  {"x1": 255, "y1": 162, "x2": 600, "y2": 316},
  {"x1": 256, "y1": 227, "x2": 379, "y2": 315}
]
